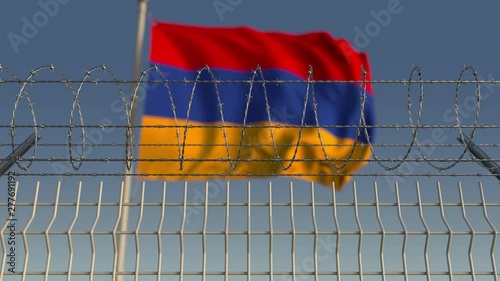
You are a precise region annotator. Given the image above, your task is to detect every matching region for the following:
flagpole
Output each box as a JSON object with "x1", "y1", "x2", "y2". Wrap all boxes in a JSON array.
[{"x1": 117, "y1": 0, "x2": 149, "y2": 280}]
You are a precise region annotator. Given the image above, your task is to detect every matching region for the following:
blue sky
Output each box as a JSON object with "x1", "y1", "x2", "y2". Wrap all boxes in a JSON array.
[{"x1": 1, "y1": 0, "x2": 500, "y2": 280}]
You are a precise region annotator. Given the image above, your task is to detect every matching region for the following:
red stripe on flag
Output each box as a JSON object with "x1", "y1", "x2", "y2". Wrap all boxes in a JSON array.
[{"x1": 150, "y1": 20, "x2": 373, "y2": 94}]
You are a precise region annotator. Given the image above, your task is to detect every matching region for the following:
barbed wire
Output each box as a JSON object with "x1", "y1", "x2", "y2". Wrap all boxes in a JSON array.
[
  {"x1": 9, "y1": 173, "x2": 500, "y2": 177},
  {"x1": 2, "y1": 125, "x2": 500, "y2": 128},
  {"x1": 1, "y1": 64, "x2": 498, "y2": 178},
  {"x1": 3, "y1": 143, "x2": 500, "y2": 147},
  {"x1": 7, "y1": 158, "x2": 500, "y2": 163}
]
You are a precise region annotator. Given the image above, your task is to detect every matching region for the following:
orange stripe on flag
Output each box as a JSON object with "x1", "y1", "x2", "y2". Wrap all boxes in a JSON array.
[{"x1": 137, "y1": 115, "x2": 371, "y2": 189}]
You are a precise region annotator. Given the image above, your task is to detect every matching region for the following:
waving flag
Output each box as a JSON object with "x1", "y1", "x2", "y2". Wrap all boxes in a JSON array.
[{"x1": 137, "y1": 20, "x2": 375, "y2": 189}]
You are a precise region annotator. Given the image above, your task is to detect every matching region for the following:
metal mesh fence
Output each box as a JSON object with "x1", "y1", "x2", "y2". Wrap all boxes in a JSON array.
[{"x1": 0, "y1": 180, "x2": 499, "y2": 280}]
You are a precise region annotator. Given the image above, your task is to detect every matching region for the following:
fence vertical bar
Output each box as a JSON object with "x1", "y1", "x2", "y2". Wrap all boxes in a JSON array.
[
  {"x1": 179, "y1": 182, "x2": 188, "y2": 281},
  {"x1": 269, "y1": 182, "x2": 274, "y2": 281},
  {"x1": 89, "y1": 182, "x2": 103, "y2": 281},
  {"x1": 353, "y1": 182, "x2": 363, "y2": 281},
  {"x1": 374, "y1": 182, "x2": 386, "y2": 281},
  {"x1": 479, "y1": 182, "x2": 498, "y2": 281},
  {"x1": 157, "y1": 182, "x2": 167, "y2": 281},
  {"x1": 395, "y1": 182, "x2": 408, "y2": 281},
  {"x1": 202, "y1": 182, "x2": 208, "y2": 281},
  {"x1": 332, "y1": 182, "x2": 341, "y2": 281},
  {"x1": 225, "y1": 182, "x2": 230, "y2": 281},
  {"x1": 458, "y1": 182, "x2": 476, "y2": 281},
  {"x1": 247, "y1": 182, "x2": 252, "y2": 281},
  {"x1": 44, "y1": 182, "x2": 61, "y2": 281},
  {"x1": 311, "y1": 182, "x2": 319, "y2": 281},
  {"x1": 22, "y1": 181, "x2": 40, "y2": 281},
  {"x1": 416, "y1": 182, "x2": 431, "y2": 281},
  {"x1": 134, "y1": 182, "x2": 146, "y2": 280},
  {"x1": 438, "y1": 182, "x2": 454, "y2": 281},
  {"x1": 113, "y1": 182, "x2": 126, "y2": 280},
  {"x1": 66, "y1": 181, "x2": 82, "y2": 281},
  {"x1": 290, "y1": 182, "x2": 296, "y2": 281}
]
